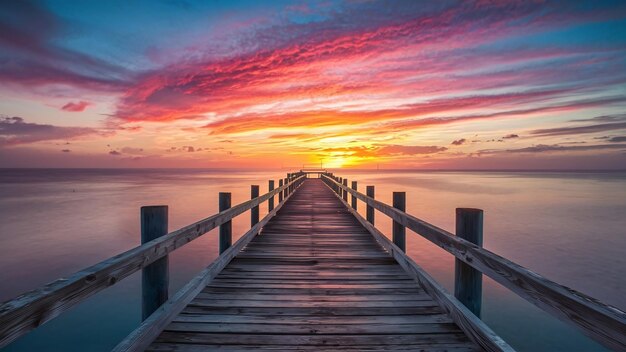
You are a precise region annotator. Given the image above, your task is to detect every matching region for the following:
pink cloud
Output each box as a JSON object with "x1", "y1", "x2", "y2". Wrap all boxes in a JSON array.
[{"x1": 61, "y1": 101, "x2": 91, "y2": 112}]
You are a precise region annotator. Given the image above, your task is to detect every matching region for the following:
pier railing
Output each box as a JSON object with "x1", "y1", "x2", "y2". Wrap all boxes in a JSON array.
[
  {"x1": 320, "y1": 173, "x2": 626, "y2": 351},
  {"x1": 0, "y1": 172, "x2": 307, "y2": 348}
]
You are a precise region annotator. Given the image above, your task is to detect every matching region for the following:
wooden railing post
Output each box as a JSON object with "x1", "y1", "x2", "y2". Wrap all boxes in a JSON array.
[
  {"x1": 219, "y1": 193, "x2": 232, "y2": 254},
  {"x1": 251, "y1": 185, "x2": 259, "y2": 226},
  {"x1": 278, "y1": 179, "x2": 284, "y2": 203},
  {"x1": 141, "y1": 205, "x2": 169, "y2": 321},
  {"x1": 392, "y1": 192, "x2": 406, "y2": 252},
  {"x1": 455, "y1": 208, "x2": 483, "y2": 318},
  {"x1": 338, "y1": 177, "x2": 342, "y2": 195},
  {"x1": 351, "y1": 181, "x2": 357, "y2": 210},
  {"x1": 283, "y1": 178, "x2": 288, "y2": 199},
  {"x1": 268, "y1": 180, "x2": 275, "y2": 211},
  {"x1": 342, "y1": 178, "x2": 348, "y2": 201},
  {"x1": 366, "y1": 186, "x2": 375, "y2": 225}
]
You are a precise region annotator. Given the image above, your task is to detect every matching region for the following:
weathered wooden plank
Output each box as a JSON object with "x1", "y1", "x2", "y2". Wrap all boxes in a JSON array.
[
  {"x1": 226, "y1": 257, "x2": 397, "y2": 264},
  {"x1": 146, "y1": 342, "x2": 479, "y2": 351},
  {"x1": 181, "y1": 306, "x2": 447, "y2": 316},
  {"x1": 201, "y1": 287, "x2": 425, "y2": 296},
  {"x1": 210, "y1": 277, "x2": 415, "y2": 283},
  {"x1": 220, "y1": 267, "x2": 406, "y2": 274},
  {"x1": 194, "y1": 292, "x2": 432, "y2": 300},
  {"x1": 164, "y1": 322, "x2": 461, "y2": 334},
  {"x1": 203, "y1": 282, "x2": 421, "y2": 289},
  {"x1": 323, "y1": 174, "x2": 626, "y2": 351},
  {"x1": 173, "y1": 313, "x2": 454, "y2": 324},
  {"x1": 213, "y1": 274, "x2": 413, "y2": 280},
  {"x1": 187, "y1": 299, "x2": 438, "y2": 308},
  {"x1": 153, "y1": 332, "x2": 473, "y2": 346}
]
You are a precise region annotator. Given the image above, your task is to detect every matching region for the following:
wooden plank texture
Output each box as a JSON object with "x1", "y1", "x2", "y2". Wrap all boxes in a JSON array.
[{"x1": 146, "y1": 179, "x2": 485, "y2": 351}]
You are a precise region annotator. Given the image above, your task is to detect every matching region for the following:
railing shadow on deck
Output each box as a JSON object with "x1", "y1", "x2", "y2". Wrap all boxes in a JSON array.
[
  {"x1": 0, "y1": 172, "x2": 307, "y2": 349},
  {"x1": 319, "y1": 172, "x2": 626, "y2": 351}
]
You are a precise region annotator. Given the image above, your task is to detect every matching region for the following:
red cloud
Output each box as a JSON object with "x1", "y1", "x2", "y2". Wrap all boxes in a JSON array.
[
  {"x1": 61, "y1": 101, "x2": 91, "y2": 112},
  {"x1": 114, "y1": 1, "x2": 605, "y2": 124}
]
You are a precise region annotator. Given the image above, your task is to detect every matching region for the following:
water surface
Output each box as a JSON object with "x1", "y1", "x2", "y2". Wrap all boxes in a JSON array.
[{"x1": 0, "y1": 169, "x2": 624, "y2": 351}]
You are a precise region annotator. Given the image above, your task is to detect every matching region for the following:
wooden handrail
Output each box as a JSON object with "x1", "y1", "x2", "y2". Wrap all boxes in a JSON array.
[
  {"x1": 112, "y1": 174, "x2": 303, "y2": 352},
  {"x1": 0, "y1": 173, "x2": 306, "y2": 348},
  {"x1": 321, "y1": 173, "x2": 626, "y2": 351},
  {"x1": 326, "y1": 180, "x2": 513, "y2": 352}
]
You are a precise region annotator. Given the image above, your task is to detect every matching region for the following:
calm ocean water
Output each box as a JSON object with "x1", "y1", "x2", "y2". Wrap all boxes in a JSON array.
[{"x1": 0, "y1": 169, "x2": 624, "y2": 351}]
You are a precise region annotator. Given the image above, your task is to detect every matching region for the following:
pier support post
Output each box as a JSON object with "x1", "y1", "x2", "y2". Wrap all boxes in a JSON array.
[
  {"x1": 454, "y1": 208, "x2": 483, "y2": 318},
  {"x1": 366, "y1": 186, "x2": 375, "y2": 225},
  {"x1": 392, "y1": 192, "x2": 406, "y2": 252},
  {"x1": 268, "y1": 180, "x2": 275, "y2": 211},
  {"x1": 283, "y1": 178, "x2": 288, "y2": 199},
  {"x1": 287, "y1": 173, "x2": 291, "y2": 194},
  {"x1": 251, "y1": 185, "x2": 259, "y2": 226},
  {"x1": 219, "y1": 193, "x2": 232, "y2": 254},
  {"x1": 351, "y1": 181, "x2": 358, "y2": 210},
  {"x1": 141, "y1": 205, "x2": 169, "y2": 321},
  {"x1": 338, "y1": 177, "x2": 342, "y2": 195},
  {"x1": 342, "y1": 179, "x2": 348, "y2": 201},
  {"x1": 278, "y1": 179, "x2": 284, "y2": 203}
]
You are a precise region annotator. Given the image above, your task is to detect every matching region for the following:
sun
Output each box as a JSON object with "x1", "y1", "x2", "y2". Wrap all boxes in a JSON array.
[{"x1": 322, "y1": 154, "x2": 363, "y2": 169}]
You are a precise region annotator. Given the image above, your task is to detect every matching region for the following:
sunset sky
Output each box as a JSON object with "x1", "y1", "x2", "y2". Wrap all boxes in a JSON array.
[{"x1": 1, "y1": 0, "x2": 626, "y2": 169}]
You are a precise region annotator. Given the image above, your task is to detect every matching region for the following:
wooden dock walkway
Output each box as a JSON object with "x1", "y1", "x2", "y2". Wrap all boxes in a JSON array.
[
  {"x1": 147, "y1": 179, "x2": 479, "y2": 351},
  {"x1": 1, "y1": 172, "x2": 624, "y2": 351}
]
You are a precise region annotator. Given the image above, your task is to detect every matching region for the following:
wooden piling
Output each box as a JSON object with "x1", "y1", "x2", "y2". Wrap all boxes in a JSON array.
[
  {"x1": 366, "y1": 185, "x2": 375, "y2": 225},
  {"x1": 278, "y1": 179, "x2": 284, "y2": 202},
  {"x1": 251, "y1": 185, "x2": 259, "y2": 226},
  {"x1": 283, "y1": 178, "x2": 288, "y2": 199},
  {"x1": 454, "y1": 208, "x2": 484, "y2": 318},
  {"x1": 337, "y1": 176, "x2": 341, "y2": 195},
  {"x1": 342, "y1": 178, "x2": 348, "y2": 201},
  {"x1": 141, "y1": 205, "x2": 169, "y2": 321},
  {"x1": 219, "y1": 193, "x2": 232, "y2": 254},
  {"x1": 392, "y1": 192, "x2": 406, "y2": 252},
  {"x1": 338, "y1": 177, "x2": 342, "y2": 195},
  {"x1": 351, "y1": 181, "x2": 358, "y2": 210},
  {"x1": 268, "y1": 180, "x2": 275, "y2": 211}
]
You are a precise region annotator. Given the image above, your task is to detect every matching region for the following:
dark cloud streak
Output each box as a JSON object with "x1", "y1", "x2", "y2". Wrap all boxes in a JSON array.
[
  {"x1": 531, "y1": 122, "x2": 626, "y2": 137},
  {"x1": 0, "y1": 116, "x2": 97, "y2": 146}
]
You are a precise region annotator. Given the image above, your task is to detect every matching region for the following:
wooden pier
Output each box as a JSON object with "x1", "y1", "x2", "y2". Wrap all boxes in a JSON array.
[
  {"x1": 1, "y1": 172, "x2": 625, "y2": 351},
  {"x1": 144, "y1": 179, "x2": 486, "y2": 351}
]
